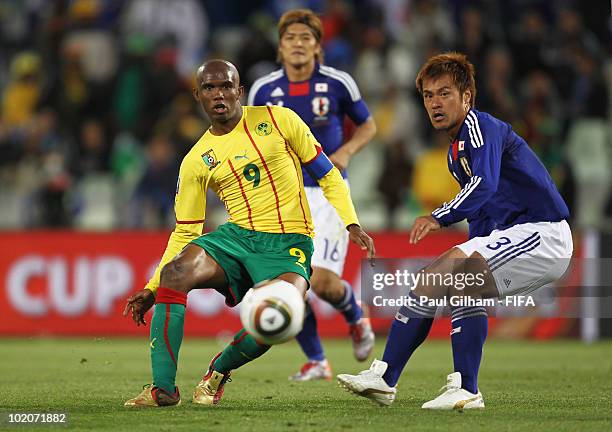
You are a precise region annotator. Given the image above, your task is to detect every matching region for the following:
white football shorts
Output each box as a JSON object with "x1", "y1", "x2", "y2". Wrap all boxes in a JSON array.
[
  {"x1": 456, "y1": 220, "x2": 573, "y2": 298},
  {"x1": 304, "y1": 182, "x2": 350, "y2": 276}
]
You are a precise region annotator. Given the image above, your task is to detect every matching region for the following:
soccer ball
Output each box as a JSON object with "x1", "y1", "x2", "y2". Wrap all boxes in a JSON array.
[{"x1": 240, "y1": 280, "x2": 305, "y2": 345}]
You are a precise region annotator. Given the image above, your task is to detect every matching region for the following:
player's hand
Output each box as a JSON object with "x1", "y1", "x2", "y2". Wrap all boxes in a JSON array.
[
  {"x1": 329, "y1": 148, "x2": 351, "y2": 171},
  {"x1": 123, "y1": 289, "x2": 156, "y2": 326},
  {"x1": 409, "y1": 215, "x2": 441, "y2": 244},
  {"x1": 348, "y1": 224, "x2": 376, "y2": 266}
]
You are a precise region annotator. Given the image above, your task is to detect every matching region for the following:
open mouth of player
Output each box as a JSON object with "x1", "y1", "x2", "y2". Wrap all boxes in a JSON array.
[
  {"x1": 213, "y1": 104, "x2": 228, "y2": 114},
  {"x1": 432, "y1": 112, "x2": 445, "y2": 122}
]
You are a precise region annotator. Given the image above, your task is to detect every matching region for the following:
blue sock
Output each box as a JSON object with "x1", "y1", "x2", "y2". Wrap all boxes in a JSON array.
[
  {"x1": 381, "y1": 292, "x2": 435, "y2": 387},
  {"x1": 330, "y1": 280, "x2": 362, "y2": 324},
  {"x1": 450, "y1": 306, "x2": 488, "y2": 394},
  {"x1": 295, "y1": 300, "x2": 325, "y2": 362}
]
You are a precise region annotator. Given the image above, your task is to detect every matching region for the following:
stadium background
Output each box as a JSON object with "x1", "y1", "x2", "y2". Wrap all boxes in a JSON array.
[{"x1": 0, "y1": 0, "x2": 610, "y2": 342}]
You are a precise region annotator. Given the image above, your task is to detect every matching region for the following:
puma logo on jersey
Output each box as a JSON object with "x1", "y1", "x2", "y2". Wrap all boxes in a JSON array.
[{"x1": 234, "y1": 151, "x2": 248, "y2": 160}]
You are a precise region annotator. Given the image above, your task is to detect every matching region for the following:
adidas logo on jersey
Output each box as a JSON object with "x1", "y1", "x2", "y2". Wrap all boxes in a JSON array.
[{"x1": 270, "y1": 87, "x2": 284, "y2": 97}]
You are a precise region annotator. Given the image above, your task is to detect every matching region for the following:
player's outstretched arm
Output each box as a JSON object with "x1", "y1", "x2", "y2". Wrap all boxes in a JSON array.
[
  {"x1": 277, "y1": 105, "x2": 374, "y2": 260},
  {"x1": 330, "y1": 117, "x2": 376, "y2": 170},
  {"x1": 347, "y1": 223, "x2": 376, "y2": 265},
  {"x1": 409, "y1": 215, "x2": 441, "y2": 244},
  {"x1": 123, "y1": 289, "x2": 156, "y2": 326},
  {"x1": 315, "y1": 166, "x2": 376, "y2": 265},
  {"x1": 142, "y1": 155, "x2": 208, "y2": 294}
]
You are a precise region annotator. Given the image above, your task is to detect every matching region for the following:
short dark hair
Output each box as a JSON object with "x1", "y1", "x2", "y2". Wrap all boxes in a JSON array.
[
  {"x1": 277, "y1": 9, "x2": 324, "y2": 63},
  {"x1": 415, "y1": 52, "x2": 476, "y2": 107}
]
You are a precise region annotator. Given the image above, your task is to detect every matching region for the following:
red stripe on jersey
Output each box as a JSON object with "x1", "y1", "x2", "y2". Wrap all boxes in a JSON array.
[
  {"x1": 228, "y1": 159, "x2": 255, "y2": 230},
  {"x1": 269, "y1": 106, "x2": 309, "y2": 234},
  {"x1": 266, "y1": 106, "x2": 284, "y2": 139},
  {"x1": 285, "y1": 142, "x2": 311, "y2": 236},
  {"x1": 267, "y1": 106, "x2": 321, "y2": 165},
  {"x1": 243, "y1": 119, "x2": 285, "y2": 233},
  {"x1": 303, "y1": 145, "x2": 323, "y2": 165},
  {"x1": 176, "y1": 219, "x2": 205, "y2": 224},
  {"x1": 289, "y1": 82, "x2": 309, "y2": 96},
  {"x1": 452, "y1": 140, "x2": 458, "y2": 161}
]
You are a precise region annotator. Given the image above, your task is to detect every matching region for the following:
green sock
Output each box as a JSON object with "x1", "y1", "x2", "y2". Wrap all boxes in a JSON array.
[
  {"x1": 150, "y1": 303, "x2": 185, "y2": 393},
  {"x1": 213, "y1": 329, "x2": 271, "y2": 373}
]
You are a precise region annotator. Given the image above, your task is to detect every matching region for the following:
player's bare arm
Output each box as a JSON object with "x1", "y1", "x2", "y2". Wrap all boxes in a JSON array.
[
  {"x1": 330, "y1": 117, "x2": 377, "y2": 170},
  {"x1": 347, "y1": 224, "x2": 376, "y2": 264},
  {"x1": 409, "y1": 215, "x2": 441, "y2": 244},
  {"x1": 123, "y1": 289, "x2": 155, "y2": 326}
]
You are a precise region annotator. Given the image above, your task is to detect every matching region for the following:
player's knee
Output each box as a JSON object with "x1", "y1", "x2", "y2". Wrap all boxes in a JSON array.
[
  {"x1": 310, "y1": 271, "x2": 343, "y2": 303},
  {"x1": 160, "y1": 259, "x2": 192, "y2": 293},
  {"x1": 466, "y1": 252, "x2": 497, "y2": 297}
]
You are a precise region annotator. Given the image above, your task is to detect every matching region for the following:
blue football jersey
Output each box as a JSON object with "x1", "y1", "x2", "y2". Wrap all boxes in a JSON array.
[
  {"x1": 248, "y1": 63, "x2": 371, "y2": 186},
  {"x1": 431, "y1": 109, "x2": 569, "y2": 238}
]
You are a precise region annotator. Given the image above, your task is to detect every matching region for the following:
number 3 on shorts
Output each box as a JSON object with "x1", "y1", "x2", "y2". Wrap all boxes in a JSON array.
[{"x1": 486, "y1": 236, "x2": 511, "y2": 251}]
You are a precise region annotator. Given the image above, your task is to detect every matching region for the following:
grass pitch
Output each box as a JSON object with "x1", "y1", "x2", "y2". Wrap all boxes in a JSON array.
[{"x1": 1, "y1": 337, "x2": 610, "y2": 431}]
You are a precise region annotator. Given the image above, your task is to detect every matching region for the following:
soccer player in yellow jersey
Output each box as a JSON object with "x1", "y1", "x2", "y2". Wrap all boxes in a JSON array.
[{"x1": 122, "y1": 59, "x2": 375, "y2": 407}]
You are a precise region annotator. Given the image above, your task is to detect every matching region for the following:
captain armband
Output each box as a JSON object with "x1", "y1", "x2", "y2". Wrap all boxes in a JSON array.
[{"x1": 303, "y1": 147, "x2": 334, "y2": 180}]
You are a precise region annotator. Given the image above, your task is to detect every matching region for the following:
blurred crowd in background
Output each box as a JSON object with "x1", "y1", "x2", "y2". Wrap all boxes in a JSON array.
[{"x1": 0, "y1": 0, "x2": 610, "y2": 232}]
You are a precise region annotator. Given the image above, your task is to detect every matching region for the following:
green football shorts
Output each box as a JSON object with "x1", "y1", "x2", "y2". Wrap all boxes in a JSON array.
[{"x1": 191, "y1": 222, "x2": 314, "y2": 306}]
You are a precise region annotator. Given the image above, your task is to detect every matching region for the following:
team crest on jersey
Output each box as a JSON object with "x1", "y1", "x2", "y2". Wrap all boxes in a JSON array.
[
  {"x1": 459, "y1": 156, "x2": 472, "y2": 177},
  {"x1": 255, "y1": 121, "x2": 272, "y2": 136},
  {"x1": 312, "y1": 96, "x2": 330, "y2": 117},
  {"x1": 202, "y1": 149, "x2": 220, "y2": 170}
]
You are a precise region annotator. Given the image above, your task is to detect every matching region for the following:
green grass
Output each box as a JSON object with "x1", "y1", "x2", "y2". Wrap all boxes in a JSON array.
[{"x1": 0, "y1": 337, "x2": 611, "y2": 431}]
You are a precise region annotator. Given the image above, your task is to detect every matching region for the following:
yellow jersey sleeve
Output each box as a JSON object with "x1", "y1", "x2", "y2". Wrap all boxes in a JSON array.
[
  {"x1": 316, "y1": 169, "x2": 359, "y2": 228},
  {"x1": 145, "y1": 155, "x2": 207, "y2": 293},
  {"x1": 272, "y1": 106, "x2": 320, "y2": 163},
  {"x1": 272, "y1": 106, "x2": 360, "y2": 228}
]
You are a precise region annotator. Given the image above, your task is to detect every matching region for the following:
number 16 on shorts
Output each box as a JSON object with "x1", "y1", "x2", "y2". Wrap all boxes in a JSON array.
[{"x1": 323, "y1": 239, "x2": 340, "y2": 262}]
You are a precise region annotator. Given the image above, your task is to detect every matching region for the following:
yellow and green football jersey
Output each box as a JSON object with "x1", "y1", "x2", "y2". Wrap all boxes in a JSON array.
[{"x1": 145, "y1": 105, "x2": 359, "y2": 292}]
